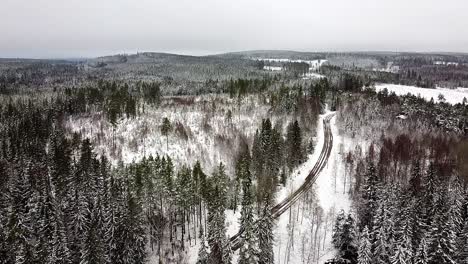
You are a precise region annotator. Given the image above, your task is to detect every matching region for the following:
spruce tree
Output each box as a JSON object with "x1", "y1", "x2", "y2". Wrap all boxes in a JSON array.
[
  {"x1": 286, "y1": 120, "x2": 303, "y2": 169},
  {"x1": 449, "y1": 176, "x2": 464, "y2": 235},
  {"x1": 391, "y1": 244, "x2": 409, "y2": 264},
  {"x1": 197, "y1": 230, "x2": 209, "y2": 264},
  {"x1": 408, "y1": 160, "x2": 422, "y2": 197},
  {"x1": 340, "y1": 214, "x2": 358, "y2": 263},
  {"x1": 372, "y1": 195, "x2": 393, "y2": 264},
  {"x1": 357, "y1": 162, "x2": 380, "y2": 230},
  {"x1": 7, "y1": 163, "x2": 35, "y2": 264},
  {"x1": 357, "y1": 226, "x2": 372, "y2": 264},
  {"x1": 427, "y1": 195, "x2": 456, "y2": 264},
  {"x1": 257, "y1": 203, "x2": 274, "y2": 264},
  {"x1": 80, "y1": 200, "x2": 106, "y2": 264},
  {"x1": 207, "y1": 164, "x2": 230, "y2": 264},
  {"x1": 238, "y1": 166, "x2": 259, "y2": 264},
  {"x1": 455, "y1": 220, "x2": 468, "y2": 264},
  {"x1": 160, "y1": 117, "x2": 172, "y2": 151},
  {"x1": 422, "y1": 163, "x2": 439, "y2": 227},
  {"x1": 332, "y1": 210, "x2": 346, "y2": 247},
  {"x1": 414, "y1": 236, "x2": 429, "y2": 264}
]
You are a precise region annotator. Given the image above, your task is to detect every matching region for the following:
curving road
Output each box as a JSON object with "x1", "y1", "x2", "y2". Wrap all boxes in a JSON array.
[{"x1": 229, "y1": 113, "x2": 335, "y2": 251}]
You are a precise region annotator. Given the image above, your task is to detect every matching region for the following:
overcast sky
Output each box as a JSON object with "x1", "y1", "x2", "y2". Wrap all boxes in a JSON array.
[{"x1": 1, "y1": 0, "x2": 467, "y2": 58}]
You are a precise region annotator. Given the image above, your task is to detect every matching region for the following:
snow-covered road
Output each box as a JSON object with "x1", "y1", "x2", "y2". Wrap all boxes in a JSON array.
[{"x1": 229, "y1": 113, "x2": 336, "y2": 251}]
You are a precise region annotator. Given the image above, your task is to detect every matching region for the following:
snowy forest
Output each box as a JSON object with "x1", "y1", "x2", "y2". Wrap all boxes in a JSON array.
[{"x1": 0, "y1": 51, "x2": 468, "y2": 264}]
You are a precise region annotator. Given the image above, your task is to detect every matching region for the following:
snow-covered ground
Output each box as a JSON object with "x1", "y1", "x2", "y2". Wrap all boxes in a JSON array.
[
  {"x1": 67, "y1": 95, "x2": 350, "y2": 264},
  {"x1": 372, "y1": 62, "x2": 399, "y2": 74},
  {"x1": 273, "y1": 112, "x2": 351, "y2": 264},
  {"x1": 434, "y1": 61, "x2": 459, "y2": 66},
  {"x1": 374, "y1": 83, "x2": 468, "y2": 105},
  {"x1": 66, "y1": 94, "x2": 295, "y2": 175},
  {"x1": 186, "y1": 111, "x2": 352, "y2": 264},
  {"x1": 264, "y1": 66, "x2": 283, "y2": 71},
  {"x1": 302, "y1": 72, "x2": 325, "y2": 79},
  {"x1": 254, "y1": 58, "x2": 326, "y2": 66},
  {"x1": 224, "y1": 112, "x2": 346, "y2": 264},
  {"x1": 255, "y1": 58, "x2": 327, "y2": 70}
]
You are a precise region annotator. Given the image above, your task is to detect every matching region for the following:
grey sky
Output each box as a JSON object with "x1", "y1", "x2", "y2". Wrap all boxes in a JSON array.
[{"x1": 1, "y1": 0, "x2": 468, "y2": 58}]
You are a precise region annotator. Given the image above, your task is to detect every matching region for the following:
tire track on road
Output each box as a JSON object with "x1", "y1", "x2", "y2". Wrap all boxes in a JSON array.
[{"x1": 229, "y1": 113, "x2": 335, "y2": 251}]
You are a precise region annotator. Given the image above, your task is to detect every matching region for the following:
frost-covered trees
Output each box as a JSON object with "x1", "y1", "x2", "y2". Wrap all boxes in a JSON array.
[
  {"x1": 427, "y1": 198, "x2": 457, "y2": 264},
  {"x1": 414, "y1": 236, "x2": 429, "y2": 264},
  {"x1": 197, "y1": 239, "x2": 209, "y2": 264},
  {"x1": 206, "y1": 164, "x2": 231, "y2": 264},
  {"x1": 456, "y1": 221, "x2": 468, "y2": 264},
  {"x1": 252, "y1": 119, "x2": 283, "y2": 207},
  {"x1": 238, "y1": 158, "x2": 259, "y2": 264},
  {"x1": 357, "y1": 226, "x2": 372, "y2": 264},
  {"x1": 0, "y1": 102, "x2": 153, "y2": 264},
  {"x1": 357, "y1": 162, "x2": 380, "y2": 230},
  {"x1": 286, "y1": 120, "x2": 304, "y2": 170},
  {"x1": 391, "y1": 244, "x2": 410, "y2": 264},
  {"x1": 332, "y1": 212, "x2": 358, "y2": 263},
  {"x1": 257, "y1": 204, "x2": 275, "y2": 264},
  {"x1": 160, "y1": 117, "x2": 172, "y2": 151}
]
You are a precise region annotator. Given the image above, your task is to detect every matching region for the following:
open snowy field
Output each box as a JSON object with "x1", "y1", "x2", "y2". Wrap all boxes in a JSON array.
[
  {"x1": 374, "y1": 83, "x2": 468, "y2": 105},
  {"x1": 302, "y1": 72, "x2": 325, "y2": 79},
  {"x1": 264, "y1": 66, "x2": 283, "y2": 71},
  {"x1": 254, "y1": 58, "x2": 327, "y2": 70}
]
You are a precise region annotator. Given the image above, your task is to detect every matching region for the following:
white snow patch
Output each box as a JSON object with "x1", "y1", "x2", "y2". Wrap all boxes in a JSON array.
[
  {"x1": 254, "y1": 58, "x2": 327, "y2": 70},
  {"x1": 374, "y1": 83, "x2": 468, "y2": 105},
  {"x1": 264, "y1": 66, "x2": 283, "y2": 71},
  {"x1": 434, "y1": 61, "x2": 459, "y2": 66},
  {"x1": 302, "y1": 72, "x2": 325, "y2": 80}
]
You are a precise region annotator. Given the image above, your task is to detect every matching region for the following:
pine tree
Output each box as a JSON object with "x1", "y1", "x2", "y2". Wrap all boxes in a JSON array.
[
  {"x1": 455, "y1": 220, "x2": 468, "y2": 264},
  {"x1": 449, "y1": 176, "x2": 464, "y2": 235},
  {"x1": 126, "y1": 192, "x2": 147, "y2": 264},
  {"x1": 207, "y1": 164, "x2": 230, "y2": 264},
  {"x1": 105, "y1": 176, "x2": 124, "y2": 264},
  {"x1": 332, "y1": 210, "x2": 346, "y2": 247},
  {"x1": 408, "y1": 197, "x2": 426, "y2": 253},
  {"x1": 257, "y1": 204, "x2": 274, "y2": 264},
  {"x1": 160, "y1": 117, "x2": 172, "y2": 151},
  {"x1": 114, "y1": 188, "x2": 146, "y2": 264},
  {"x1": 234, "y1": 144, "x2": 251, "y2": 212},
  {"x1": 339, "y1": 214, "x2": 358, "y2": 263},
  {"x1": 49, "y1": 128, "x2": 72, "y2": 201},
  {"x1": 286, "y1": 120, "x2": 303, "y2": 169},
  {"x1": 197, "y1": 230, "x2": 209, "y2": 264},
  {"x1": 427, "y1": 194, "x2": 456, "y2": 264},
  {"x1": 238, "y1": 166, "x2": 259, "y2": 264},
  {"x1": 80, "y1": 200, "x2": 106, "y2": 264},
  {"x1": 408, "y1": 160, "x2": 422, "y2": 197},
  {"x1": 414, "y1": 236, "x2": 429, "y2": 264},
  {"x1": 36, "y1": 173, "x2": 72, "y2": 264},
  {"x1": 357, "y1": 162, "x2": 380, "y2": 230},
  {"x1": 422, "y1": 163, "x2": 439, "y2": 226},
  {"x1": 357, "y1": 226, "x2": 372, "y2": 264},
  {"x1": 7, "y1": 163, "x2": 36, "y2": 264},
  {"x1": 391, "y1": 244, "x2": 409, "y2": 264},
  {"x1": 372, "y1": 194, "x2": 394, "y2": 264}
]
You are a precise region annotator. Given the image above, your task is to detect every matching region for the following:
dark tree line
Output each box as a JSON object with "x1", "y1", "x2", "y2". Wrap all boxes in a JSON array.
[{"x1": 0, "y1": 100, "x2": 148, "y2": 263}]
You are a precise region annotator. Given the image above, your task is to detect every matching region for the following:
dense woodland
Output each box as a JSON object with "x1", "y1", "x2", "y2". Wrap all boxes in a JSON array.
[
  {"x1": 0, "y1": 73, "x2": 327, "y2": 263},
  {"x1": 331, "y1": 82, "x2": 468, "y2": 264},
  {"x1": 1, "y1": 52, "x2": 468, "y2": 264}
]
